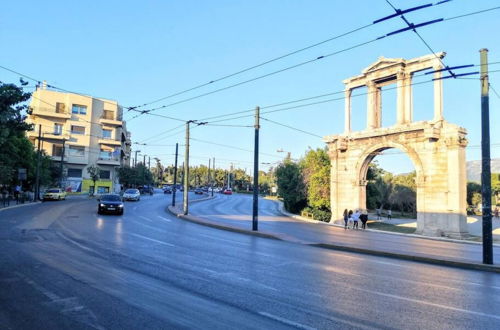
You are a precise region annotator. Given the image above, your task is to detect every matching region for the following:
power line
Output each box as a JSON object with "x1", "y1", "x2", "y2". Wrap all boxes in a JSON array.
[
  {"x1": 260, "y1": 117, "x2": 323, "y2": 138},
  {"x1": 127, "y1": 23, "x2": 375, "y2": 111},
  {"x1": 127, "y1": 0, "x2": 454, "y2": 112},
  {"x1": 130, "y1": 37, "x2": 383, "y2": 118},
  {"x1": 127, "y1": 5, "x2": 500, "y2": 120}
]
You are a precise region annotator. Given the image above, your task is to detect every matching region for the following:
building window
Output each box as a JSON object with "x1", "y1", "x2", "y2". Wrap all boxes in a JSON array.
[
  {"x1": 100, "y1": 170, "x2": 111, "y2": 179},
  {"x1": 68, "y1": 146, "x2": 85, "y2": 157},
  {"x1": 99, "y1": 149, "x2": 112, "y2": 160},
  {"x1": 54, "y1": 123, "x2": 63, "y2": 135},
  {"x1": 102, "y1": 110, "x2": 114, "y2": 120},
  {"x1": 102, "y1": 129, "x2": 112, "y2": 139},
  {"x1": 52, "y1": 144, "x2": 64, "y2": 157},
  {"x1": 67, "y1": 168, "x2": 83, "y2": 178},
  {"x1": 56, "y1": 102, "x2": 66, "y2": 114},
  {"x1": 71, "y1": 125, "x2": 85, "y2": 135},
  {"x1": 72, "y1": 104, "x2": 87, "y2": 115}
]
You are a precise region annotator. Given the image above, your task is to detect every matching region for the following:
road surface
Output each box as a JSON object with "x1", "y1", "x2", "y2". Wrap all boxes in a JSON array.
[{"x1": 0, "y1": 192, "x2": 499, "y2": 329}]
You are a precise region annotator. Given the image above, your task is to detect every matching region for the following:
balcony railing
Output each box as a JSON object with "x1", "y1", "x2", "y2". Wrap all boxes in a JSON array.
[{"x1": 31, "y1": 106, "x2": 71, "y2": 118}]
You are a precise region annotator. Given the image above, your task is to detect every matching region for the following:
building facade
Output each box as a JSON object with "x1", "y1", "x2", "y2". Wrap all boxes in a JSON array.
[{"x1": 27, "y1": 86, "x2": 131, "y2": 194}]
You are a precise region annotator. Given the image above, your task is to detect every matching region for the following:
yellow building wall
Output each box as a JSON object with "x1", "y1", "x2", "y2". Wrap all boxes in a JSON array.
[{"x1": 82, "y1": 179, "x2": 113, "y2": 194}]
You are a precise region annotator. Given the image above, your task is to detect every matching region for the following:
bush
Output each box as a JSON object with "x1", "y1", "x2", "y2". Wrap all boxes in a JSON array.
[{"x1": 302, "y1": 206, "x2": 331, "y2": 222}]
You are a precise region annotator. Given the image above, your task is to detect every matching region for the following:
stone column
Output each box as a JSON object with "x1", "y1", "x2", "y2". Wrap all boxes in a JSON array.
[
  {"x1": 344, "y1": 89, "x2": 352, "y2": 134},
  {"x1": 396, "y1": 71, "x2": 405, "y2": 125},
  {"x1": 366, "y1": 81, "x2": 378, "y2": 129},
  {"x1": 404, "y1": 73, "x2": 413, "y2": 123},
  {"x1": 433, "y1": 66, "x2": 444, "y2": 121}
]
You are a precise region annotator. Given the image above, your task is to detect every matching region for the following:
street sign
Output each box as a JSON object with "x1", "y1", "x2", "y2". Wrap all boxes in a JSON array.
[{"x1": 18, "y1": 168, "x2": 27, "y2": 180}]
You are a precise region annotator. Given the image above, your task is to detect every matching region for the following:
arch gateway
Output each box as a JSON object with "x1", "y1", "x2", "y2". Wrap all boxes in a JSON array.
[{"x1": 324, "y1": 53, "x2": 469, "y2": 238}]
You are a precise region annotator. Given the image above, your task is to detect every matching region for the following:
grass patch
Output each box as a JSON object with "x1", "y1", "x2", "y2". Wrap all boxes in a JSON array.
[{"x1": 367, "y1": 221, "x2": 416, "y2": 234}]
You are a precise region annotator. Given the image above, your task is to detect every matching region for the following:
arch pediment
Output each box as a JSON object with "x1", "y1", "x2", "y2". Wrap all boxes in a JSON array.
[{"x1": 362, "y1": 57, "x2": 405, "y2": 74}]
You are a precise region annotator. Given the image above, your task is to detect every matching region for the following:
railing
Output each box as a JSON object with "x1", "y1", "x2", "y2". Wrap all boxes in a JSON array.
[{"x1": 31, "y1": 106, "x2": 70, "y2": 116}]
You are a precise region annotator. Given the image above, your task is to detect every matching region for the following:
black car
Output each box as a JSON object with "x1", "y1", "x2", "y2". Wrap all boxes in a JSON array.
[
  {"x1": 194, "y1": 188, "x2": 203, "y2": 195},
  {"x1": 98, "y1": 194, "x2": 124, "y2": 215},
  {"x1": 163, "y1": 187, "x2": 172, "y2": 194}
]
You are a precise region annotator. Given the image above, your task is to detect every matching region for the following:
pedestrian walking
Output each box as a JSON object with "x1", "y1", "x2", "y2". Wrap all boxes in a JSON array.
[
  {"x1": 347, "y1": 209, "x2": 353, "y2": 229},
  {"x1": 494, "y1": 207, "x2": 499, "y2": 220},
  {"x1": 376, "y1": 207, "x2": 381, "y2": 220},
  {"x1": 1, "y1": 186, "x2": 9, "y2": 207},
  {"x1": 343, "y1": 209, "x2": 349, "y2": 230},
  {"x1": 387, "y1": 209, "x2": 392, "y2": 220},
  {"x1": 361, "y1": 210, "x2": 368, "y2": 229},
  {"x1": 352, "y1": 209, "x2": 361, "y2": 230},
  {"x1": 14, "y1": 185, "x2": 21, "y2": 204}
]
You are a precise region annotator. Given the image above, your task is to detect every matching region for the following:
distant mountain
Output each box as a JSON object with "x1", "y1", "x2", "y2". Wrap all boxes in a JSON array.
[{"x1": 467, "y1": 159, "x2": 500, "y2": 182}]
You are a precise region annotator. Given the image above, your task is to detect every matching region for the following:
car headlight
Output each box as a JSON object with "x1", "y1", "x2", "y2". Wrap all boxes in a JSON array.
[
  {"x1": 118, "y1": 204, "x2": 124, "y2": 208},
  {"x1": 100, "y1": 203, "x2": 105, "y2": 207}
]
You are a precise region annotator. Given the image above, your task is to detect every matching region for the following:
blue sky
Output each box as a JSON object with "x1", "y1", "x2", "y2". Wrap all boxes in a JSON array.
[{"x1": 1, "y1": 0, "x2": 499, "y2": 174}]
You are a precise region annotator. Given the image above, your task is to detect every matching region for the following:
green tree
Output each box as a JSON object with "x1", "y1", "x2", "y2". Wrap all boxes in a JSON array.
[
  {"x1": 467, "y1": 182, "x2": 481, "y2": 206},
  {"x1": 0, "y1": 82, "x2": 56, "y2": 189},
  {"x1": 300, "y1": 148, "x2": 330, "y2": 210},
  {"x1": 276, "y1": 159, "x2": 306, "y2": 213},
  {"x1": 87, "y1": 164, "x2": 100, "y2": 195}
]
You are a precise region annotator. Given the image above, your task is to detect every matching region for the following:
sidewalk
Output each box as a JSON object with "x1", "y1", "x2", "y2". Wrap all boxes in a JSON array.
[{"x1": 168, "y1": 198, "x2": 500, "y2": 273}]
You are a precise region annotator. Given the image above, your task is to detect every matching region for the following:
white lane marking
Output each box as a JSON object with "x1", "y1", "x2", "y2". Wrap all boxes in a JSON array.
[
  {"x1": 133, "y1": 206, "x2": 138, "y2": 211},
  {"x1": 15, "y1": 271, "x2": 60, "y2": 301},
  {"x1": 131, "y1": 220, "x2": 167, "y2": 233},
  {"x1": 129, "y1": 233, "x2": 174, "y2": 247},
  {"x1": 139, "y1": 216, "x2": 152, "y2": 222},
  {"x1": 157, "y1": 216, "x2": 172, "y2": 222},
  {"x1": 356, "y1": 286, "x2": 500, "y2": 321},
  {"x1": 258, "y1": 312, "x2": 316, "y2": 330}
]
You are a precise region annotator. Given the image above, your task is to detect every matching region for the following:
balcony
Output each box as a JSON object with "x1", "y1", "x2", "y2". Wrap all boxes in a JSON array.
[
  {"x1": 26, "y1": 130, "x2": 69, "y2": 142},
  {"x1": 97, "y1": 157, "x2": 121, "y2": 165},
  {"x1": 31, "y1": 106, "x2": 71, "y2": 119},
  {"x1": 98, "y1": 138, "x2": 121, "y2": 146},
  {"x1": 99, "y1": 112, "x2": 122, "y2": 126}
]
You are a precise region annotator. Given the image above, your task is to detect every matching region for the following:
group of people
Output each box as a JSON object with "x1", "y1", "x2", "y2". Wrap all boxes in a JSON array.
[{"x1": 343, "y1": 209, "x2": 368, "y2": 230}]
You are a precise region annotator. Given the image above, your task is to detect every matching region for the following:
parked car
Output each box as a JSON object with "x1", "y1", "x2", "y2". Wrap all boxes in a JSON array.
[
  {"x1": 42, "y1": 188, "x2": 66, "y2": 201},
  {"x1": 223, "y1": 188, "x2": 233, "y2": 195},
  {"x1": 123, "y1": 188, "x2": 141, "y2": 201},
  {"x1": 163, "y1": 187, "x2": 172, "y2": 194},
  {"x1": 194, "y1": 188, "x2": 203, "y2": 195},
  {"x1": 97, "y1": 194, "x2": 124, "y2": 215}
]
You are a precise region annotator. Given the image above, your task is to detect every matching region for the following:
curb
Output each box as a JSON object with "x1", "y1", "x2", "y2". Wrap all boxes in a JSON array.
[
  {"x1": 273, "y1": 200, "x2": 500, "y2": 247},
  {"x1": 309, "y1": 243, "x2": 500, "y2": 273},
  {"x1": 168, "y1": 198, "x2": 500, "y2": 273},
  {"x1": 167, "y1": 205, "x2": 281, "y2": 241},
  {"x1": 0, "y1": 201, "x2": 41, "y2": 212}
]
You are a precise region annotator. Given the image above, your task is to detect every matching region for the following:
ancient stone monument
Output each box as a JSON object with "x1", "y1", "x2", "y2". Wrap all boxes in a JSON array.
[{"x1": 324, "y1": 53, "x2": 468, "y2": 238}]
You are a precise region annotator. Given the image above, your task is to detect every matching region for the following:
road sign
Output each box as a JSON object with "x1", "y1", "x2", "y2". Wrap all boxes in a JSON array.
[{"x1": 18, "y1": 168, "x2": 27, "y2": 180}]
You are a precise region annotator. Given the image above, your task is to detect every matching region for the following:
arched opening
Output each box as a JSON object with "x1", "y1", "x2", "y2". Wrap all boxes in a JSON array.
[{"x1": 357, "y1": 145, "x2": 423, "y2": 232}]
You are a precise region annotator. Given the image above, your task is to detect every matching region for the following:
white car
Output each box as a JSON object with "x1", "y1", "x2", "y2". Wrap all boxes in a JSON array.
[{"x1": 123, "y1": 188, "x2": 140, "y2": 201}]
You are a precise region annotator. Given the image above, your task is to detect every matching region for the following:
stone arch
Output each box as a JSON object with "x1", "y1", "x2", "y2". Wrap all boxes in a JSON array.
[
  {"x1": 354, "y1": 141, "x2": 426, "y2": 232},
  {"x1": 324, "y1": 53, "x2": 468, "y2": 238},
  {"x1": 355, "y1": 141, "x2": 424, "y2": 185}
]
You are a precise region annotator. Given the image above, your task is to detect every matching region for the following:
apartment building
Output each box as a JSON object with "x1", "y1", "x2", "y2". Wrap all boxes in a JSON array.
[{"x1": 26, "y1": 85, "x2": 131, "y2": 194}]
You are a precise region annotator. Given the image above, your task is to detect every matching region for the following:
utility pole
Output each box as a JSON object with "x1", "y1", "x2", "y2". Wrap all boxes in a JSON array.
[
  {"x1": 212, "y1": 158, "x2": 215, "y2": 197},
  {"x1": 148, "y1": 156, "x2": 151, "y2": 170},
  {"x1": 34, "y1": 124, "x2": 42, "y2": 201},
  {"x1": 480, "y1": 48, "x2": 493, "y2": 265},
  {"x1": 134, "y1": 150, "x2": 140, "y2": 167},
  {"x1": 252, "y1": 106, "x2": 260, "y2": 231},
  {"x1": 59, "y1": 139, "x2": 66, "y2": 188},
  {"x1": 183, "y1": 121, "x2": 192, "y2": 215},
  {"x1": 172, "y1": 143, "x2": 178, "y2": 207},
  {"x1": 143, "y1": 154, "x2": 146, "y2": 166},
  {"x1": 208, "y1": 158, "x2": 211, "y2": 187}
]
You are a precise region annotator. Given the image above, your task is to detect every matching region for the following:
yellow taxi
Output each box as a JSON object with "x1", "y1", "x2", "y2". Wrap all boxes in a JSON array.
[{"x1": 42, "y1": 188, "x2": 67, "y2": 201}]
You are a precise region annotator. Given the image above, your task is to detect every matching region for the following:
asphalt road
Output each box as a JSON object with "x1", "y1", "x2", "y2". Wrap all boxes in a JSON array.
[
  {"x1": 0, "y1": 192, "x2": 499, "y2": 329},
  {"x1": 189, "y1": 194, "x2": 500, "y2": 264}
]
